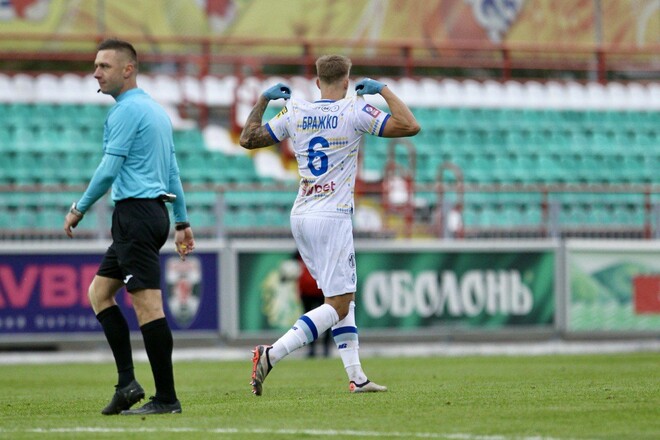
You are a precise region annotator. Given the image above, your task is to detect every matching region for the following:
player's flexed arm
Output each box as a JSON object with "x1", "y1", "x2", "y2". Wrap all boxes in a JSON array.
[
  {"x1": 356, "y1": 78, "x2": 421, "y2": 138},
  {"x1": 240, "y1": 83, "x2": 291, "y2": 150}
]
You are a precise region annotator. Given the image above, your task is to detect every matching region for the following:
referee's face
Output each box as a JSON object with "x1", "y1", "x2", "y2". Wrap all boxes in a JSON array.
[{"x1": 94, "y1": 49, "x2": 132, "y2": 98}]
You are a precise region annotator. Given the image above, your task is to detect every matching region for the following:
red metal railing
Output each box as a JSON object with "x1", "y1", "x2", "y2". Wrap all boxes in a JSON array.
[{"x1": 1, "y1": 33, "x2": 659, "y2": 82}]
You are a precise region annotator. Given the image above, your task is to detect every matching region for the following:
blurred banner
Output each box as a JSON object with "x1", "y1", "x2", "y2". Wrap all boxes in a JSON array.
[
  {"x1": 0, "y1": 0, "x2": 657, "y2": 50},
  {"x1": 566, "y1": 242, "x2": 660, "y2": 332},
  {"x1": 0, "y1": 251, "x2": 219, "y2": 335},
  {"x1": 237, "y1": 246, "x2": 555, "y2": 333}
]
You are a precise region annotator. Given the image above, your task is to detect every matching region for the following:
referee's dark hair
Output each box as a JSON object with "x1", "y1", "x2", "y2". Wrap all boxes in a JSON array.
[{"x1": 97, "y1": 38, "x2": 138, "y2": 69}]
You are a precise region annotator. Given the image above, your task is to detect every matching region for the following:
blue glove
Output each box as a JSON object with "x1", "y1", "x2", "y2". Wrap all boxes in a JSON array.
[
  {"x1": 355, "y1": 78, "x2": 385, "y2": 96},
  {"x1": 263, "y1": 83, "x2": 291, "y2": 100}
]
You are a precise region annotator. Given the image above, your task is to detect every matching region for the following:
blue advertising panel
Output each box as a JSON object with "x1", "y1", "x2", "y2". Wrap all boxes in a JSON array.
[{"x1": 0, "y1": 251, "x2": 218, "y2": 335}]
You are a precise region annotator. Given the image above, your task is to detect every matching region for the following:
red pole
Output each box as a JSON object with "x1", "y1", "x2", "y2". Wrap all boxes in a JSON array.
[
  {"x1": 596, "y1": 49, "x2": 606, "y2": 84},
  {"x1": 643, "y1": 188, "x2": 652, "y2": 239}
]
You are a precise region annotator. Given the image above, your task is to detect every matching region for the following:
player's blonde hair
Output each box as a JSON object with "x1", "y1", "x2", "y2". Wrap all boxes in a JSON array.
[{"x1": 316, "y1": 55, "x2": 352, "y2": 85}]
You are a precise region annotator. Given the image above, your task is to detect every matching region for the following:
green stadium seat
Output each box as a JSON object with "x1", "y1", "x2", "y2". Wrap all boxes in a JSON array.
[
  {"x1": 6, "y1": 151, "x2": 37, "y2": 183},
  {"x1": 2, "y1": 104, "x2": 33, "y2": 129},
  {"x1": 178, "y1": 150, "x2": 217, "y2": 183},
  {"x1": 14, "y1": 208, "x2": 38, "y2": 230},
  {"x1": 1, "y1": 101, "x2": 656, "y2": 236},
  {"x1": 33, "y1": 152, "x2": 64, "y2": 184},
  {"x1": 12, "y1": 126, "x2": 39, "y2": 151},
  {"x1": 58, "y1": 152, "x2": 83, "y2": 183},
  {"x1": 35, "y1": 207, "x2": 64, "y2": 230},
  {"x1": 188, "y1": 206, "x2": 218, "y2": 230},
  {"x1": 224, "y1": 206, "x2": 258, "y2": 229},
  {"x1": 59, "y1": 126, "x2": 96, "y2": 152},
  {"x1": 186, "y1": 191, "x2": 219, "y2": 207},
  {"x1": 0, "y1": 104, "x2": 9, "y2": 126},
  {"x1": 0, "y1": 210, "x2": 11, "y2": 228},
  {"x1": 0, "y1": 126, "x2": 13, "y2": 153},
  {"x1": 76, "y1": 104, "x2": 110, "y2": 128},
  {"x1": 258, "y1": 206, "x2": 289, "y2": 227},
  {"x1": 174, "y1": 129, "x2": 205, "y2": 150},
  {"x1": 363, "y1": 150, "x2": 387, "y2": 176},
  {"x1": 226, "y1": 155, "x2": 260, "y2": 183}
]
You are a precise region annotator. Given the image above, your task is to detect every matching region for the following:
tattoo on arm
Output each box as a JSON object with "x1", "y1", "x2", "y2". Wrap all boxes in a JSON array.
[{"x1": 239, "y1": 98, "x2": 275, "y2": 149}]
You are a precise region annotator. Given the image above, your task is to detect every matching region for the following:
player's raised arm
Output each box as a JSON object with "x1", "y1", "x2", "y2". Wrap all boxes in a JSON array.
[
  {"x1": 239, "y1": 82, "x2": 291, "y2": 150},
  {"x1": 355, "y1": 78, "x2": 421, "y2": 138}
]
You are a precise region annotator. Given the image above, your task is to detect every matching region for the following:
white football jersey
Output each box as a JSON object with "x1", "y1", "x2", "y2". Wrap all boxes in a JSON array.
[{"x1": 266, "y1": 96, "x2": 390, "y2": 216}]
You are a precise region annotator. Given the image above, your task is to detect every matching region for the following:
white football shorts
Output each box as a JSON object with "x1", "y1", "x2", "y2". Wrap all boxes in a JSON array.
[{"x1": 290, "y1": 214, "x2": 357, "y2": 297}]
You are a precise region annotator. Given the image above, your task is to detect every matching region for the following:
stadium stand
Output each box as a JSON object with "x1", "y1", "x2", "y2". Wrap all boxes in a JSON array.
[{"x1": 0, "y1": 74, "x2": 657, "y2": 239}]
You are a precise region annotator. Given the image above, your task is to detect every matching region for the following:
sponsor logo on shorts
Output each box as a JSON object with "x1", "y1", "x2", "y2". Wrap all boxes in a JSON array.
[
  {"x1": 348, "y1": 253, "x2": 356, "y2": 268},
  {"x1": 362, "y1": 104, "x2": 381, "y2": 118},
  {"x1": 123, "y1": 274, "x2": 133, "y2": 284}
]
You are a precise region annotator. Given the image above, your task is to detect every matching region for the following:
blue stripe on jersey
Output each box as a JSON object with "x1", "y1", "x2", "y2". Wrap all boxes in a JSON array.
[
  {"x1": 299, "y1": 315, "x2": 318, "y2": 341},
  {"x1": 265, "y1": 123, "x2": 280, "y2": 143},
  {"x1": 378, "y1": 114, "x2": 391, "y2": 137}
]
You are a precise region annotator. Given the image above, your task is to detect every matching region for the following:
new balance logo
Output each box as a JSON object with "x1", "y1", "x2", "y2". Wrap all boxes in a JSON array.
[
  {"x1": 123, "y1": 274, "x2": 134, "y2": 284},
  {"x1": 338, "y1": 343, "x2": 347, "y2": 349}
]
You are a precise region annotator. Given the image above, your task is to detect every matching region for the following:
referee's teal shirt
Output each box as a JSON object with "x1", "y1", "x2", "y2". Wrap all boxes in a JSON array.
[{"x1": 76, "y1": 88, "x2": 188, "y2": 222}]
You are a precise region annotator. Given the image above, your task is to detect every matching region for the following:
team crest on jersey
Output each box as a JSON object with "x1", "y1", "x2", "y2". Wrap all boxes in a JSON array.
[{"x1": 362, "y1": 104, "x2": 381, "y2": 118}]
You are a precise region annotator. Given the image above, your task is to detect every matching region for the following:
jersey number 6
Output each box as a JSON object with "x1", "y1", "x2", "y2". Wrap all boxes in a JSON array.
[{"x1": 307, "y1": 136, "x2": 329, "y2": 176}]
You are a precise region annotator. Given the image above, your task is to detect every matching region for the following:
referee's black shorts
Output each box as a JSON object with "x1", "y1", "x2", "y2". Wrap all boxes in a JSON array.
[{"x1": 97, "y1": 198, "x2": 170, "y2": 292}]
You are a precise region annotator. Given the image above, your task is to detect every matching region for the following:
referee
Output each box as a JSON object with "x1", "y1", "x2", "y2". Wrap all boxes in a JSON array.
[{"x1": 63, "y1": 39, "x2": 195, "y2": 415}]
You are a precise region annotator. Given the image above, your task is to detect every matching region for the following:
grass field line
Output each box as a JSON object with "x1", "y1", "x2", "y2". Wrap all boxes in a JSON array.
[
  {"x1": 0, "y1": 427, "x2": 576, "y2": 440},
  {"x1": 1, "y1": 339, "x2": 659, "y2": 365}
]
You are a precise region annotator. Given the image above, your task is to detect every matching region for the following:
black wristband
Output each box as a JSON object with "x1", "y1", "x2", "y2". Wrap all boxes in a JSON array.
[{"x1": 175, "y1": 222, "x2": 190, "y2": 231}]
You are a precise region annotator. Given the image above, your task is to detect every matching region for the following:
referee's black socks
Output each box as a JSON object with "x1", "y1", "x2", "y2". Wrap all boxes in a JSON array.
[
  {"x1": 141, "y1": 317, "x2": 178, "y2": 404},
  {"x1": 96, "y1": 305, "x2": 136, "y2": 388}
]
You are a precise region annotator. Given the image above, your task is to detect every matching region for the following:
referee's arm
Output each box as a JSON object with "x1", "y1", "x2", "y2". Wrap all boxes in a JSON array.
[
  {"x1": 168, "y1": 152, "x2": 188, "y2": 224},
  {"x1": 64, "y1": 153, "x2": 124, "y2": 238}
]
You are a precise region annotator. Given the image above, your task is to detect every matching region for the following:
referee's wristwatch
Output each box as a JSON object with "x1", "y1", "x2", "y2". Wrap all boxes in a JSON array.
[{"x1": 69, "y1": 202, "x2": 84, "y2": 218}]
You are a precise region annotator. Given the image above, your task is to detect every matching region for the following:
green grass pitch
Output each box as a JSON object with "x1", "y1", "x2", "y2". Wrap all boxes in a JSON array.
[{"x1": 0, "y1": 353, "x2": 658, "y2": 439}]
